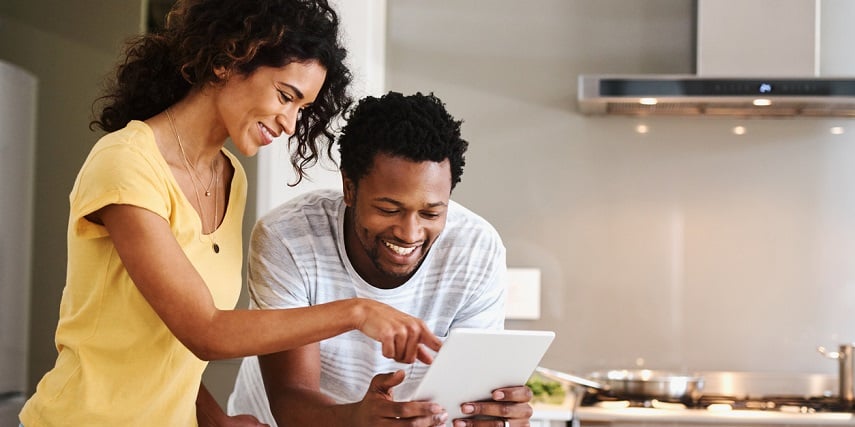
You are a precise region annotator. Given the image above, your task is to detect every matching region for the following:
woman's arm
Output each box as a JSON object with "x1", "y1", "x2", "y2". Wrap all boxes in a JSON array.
[{"x1": 94, "y1": 203, "x2": 441, "y2": 361}]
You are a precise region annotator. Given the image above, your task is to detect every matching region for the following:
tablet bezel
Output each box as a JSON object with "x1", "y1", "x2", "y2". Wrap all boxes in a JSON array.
[{"x1": 409, "y1": 328, "x2": 555, "y2": 424}]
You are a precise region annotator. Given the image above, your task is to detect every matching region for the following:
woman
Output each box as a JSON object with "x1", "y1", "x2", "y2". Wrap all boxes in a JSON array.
[{"x1": 19, "y1": 1, "x2": 441, "y2": 426}]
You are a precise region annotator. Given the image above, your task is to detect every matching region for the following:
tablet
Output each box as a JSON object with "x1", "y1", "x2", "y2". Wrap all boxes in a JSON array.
[{"x1": 409, "y1": 328, "x2": 555, "y2": 424}]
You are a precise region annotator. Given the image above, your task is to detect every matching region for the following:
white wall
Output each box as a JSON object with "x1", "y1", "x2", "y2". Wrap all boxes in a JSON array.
[
  {"x1": 0, "y1": 0, "x2": 145, "y2": 393},
  {"x1": 386, "y1": 0, "x2": 855, "y2": 375},
  {"x1": 255, "y1": 0, "x2": 387, "y2": 217},
  {"x1": 0, "y1": 60, "x2": 36, "y2": 394}
]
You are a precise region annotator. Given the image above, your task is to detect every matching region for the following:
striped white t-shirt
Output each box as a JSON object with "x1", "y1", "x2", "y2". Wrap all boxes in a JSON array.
[{"x1": 227, "y1": 189, "x2": 506, "y2": 425}]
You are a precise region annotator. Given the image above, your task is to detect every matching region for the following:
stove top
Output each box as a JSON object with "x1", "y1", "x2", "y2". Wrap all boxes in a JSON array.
[
  {"x1": 574, "y1": 370, "x2": 852, "y2": 413},
  {"x1": 700, "y1": 394, "x2": 852, "y2": 413},
  {"x1": 583, "y1": 392, "x2": 853, "y2": 414}
]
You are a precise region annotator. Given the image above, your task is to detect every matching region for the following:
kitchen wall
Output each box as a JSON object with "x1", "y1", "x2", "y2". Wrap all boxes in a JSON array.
[
  {"x1": 0, "y1": 0, "x2": 259, "y2": 403},
  {"x1": 0, "y1": 0, "x2": 147, "y2": 393},
  {"x1": 4, "y1": 0, "x2": 854, "y2": 409},
  {"x1": 385, "y1": 0, "x2": 855, "y2": 375}
]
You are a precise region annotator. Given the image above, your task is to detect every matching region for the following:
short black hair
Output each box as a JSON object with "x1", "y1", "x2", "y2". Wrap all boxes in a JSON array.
[{"x1": 338, "y1": 91, "x2": 468, "y2": 191}]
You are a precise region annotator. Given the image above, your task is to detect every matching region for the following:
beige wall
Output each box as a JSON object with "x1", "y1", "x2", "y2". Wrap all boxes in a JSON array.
[
  {"x1": 0, "y1": 0, "x2": 146, "y2": 393},
  {"x1": 387, "y1": 0, "x2": 855, "y2": 375},
  {"x1": 0, "y1": 0, "x2": 256, "y2": 406},
  {"x1": 7, "y1": 0, "x2": 855, "y2": 412}
]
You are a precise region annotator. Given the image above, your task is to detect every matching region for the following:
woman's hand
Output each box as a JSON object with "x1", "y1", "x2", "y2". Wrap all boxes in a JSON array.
[{"x1": 352, "y1": 298, "x2": 443, "y2": 364}]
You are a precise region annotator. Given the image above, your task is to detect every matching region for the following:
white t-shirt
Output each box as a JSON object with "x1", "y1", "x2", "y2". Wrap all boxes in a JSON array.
[{"x1": 227, "y1": 189, "x2": 506, "y2": 425}]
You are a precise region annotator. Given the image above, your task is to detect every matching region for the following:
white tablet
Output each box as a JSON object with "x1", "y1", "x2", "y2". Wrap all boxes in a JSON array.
[{"x1": 409, "y1": 328, "x2": 555, "y2": 424}]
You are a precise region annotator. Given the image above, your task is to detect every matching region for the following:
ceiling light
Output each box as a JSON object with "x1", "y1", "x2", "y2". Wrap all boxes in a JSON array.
[
  {"x1": 639, "y1": 98, "x2": 658, "y2": 106},
  {"x1": 830, "y1": 126, "x2": 845, "y2": 135},
  {"x1": 732, "y1": 126, "x2": 747, "y2": 135},
  {"x1": 752, "y1": 99, "x2": 772, "y2": 106}
]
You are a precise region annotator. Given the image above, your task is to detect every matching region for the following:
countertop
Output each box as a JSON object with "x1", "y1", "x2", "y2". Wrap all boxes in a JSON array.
[{"x1": 574, "y1": 406, "x2": 855, "y2": 425}]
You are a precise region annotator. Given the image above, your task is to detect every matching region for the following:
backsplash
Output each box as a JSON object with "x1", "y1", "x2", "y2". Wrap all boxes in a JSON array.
[
  {"x1": 387, "y1": 0, "x2": 855, "y2": 376},
  {"x1": 498, "y1": 117, "x2": 855, "y2": 374}
]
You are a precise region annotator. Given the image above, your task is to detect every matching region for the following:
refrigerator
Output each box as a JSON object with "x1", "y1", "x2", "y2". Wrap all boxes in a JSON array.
[{"x1": 0, "y1": 60, "x2": 37, "y2": 425}]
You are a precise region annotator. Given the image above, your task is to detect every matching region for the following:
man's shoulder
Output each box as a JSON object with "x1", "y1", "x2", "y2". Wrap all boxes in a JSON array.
[
  {"x1": 447, "y1": 200, "x2": 498, "y2": 234},
  {"x1": 259, "y1": 189, "x2": 343, "y2": 223},
  {"x1": 443, "y1": 200, "x2": 504, "y2": 251},
  {"x1": 254, "y1": 189, "x2": 343, "y2": 240}
]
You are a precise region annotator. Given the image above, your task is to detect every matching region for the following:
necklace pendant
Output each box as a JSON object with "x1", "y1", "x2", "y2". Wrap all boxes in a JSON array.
[
  {"x1": 213, "y1": 243, "x2": 220, "y2": 254},
  {"x1": 205, "y1": 191, "x2": 211, "y2": 196}
]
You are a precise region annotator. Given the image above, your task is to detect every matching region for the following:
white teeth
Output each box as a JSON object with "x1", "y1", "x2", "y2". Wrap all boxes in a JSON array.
[
  {"x1": 260, "y1": 123, "x2": 276, "y2": 140},
  {"x1": 384, "y1": 241, "x2": 416, "y2": 256}
]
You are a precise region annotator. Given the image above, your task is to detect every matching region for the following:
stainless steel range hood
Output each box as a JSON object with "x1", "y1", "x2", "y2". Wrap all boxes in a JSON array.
[
  {"x1": 578, "y1": 0, "x2": 855, "y2": 117},
  {"x1": 578, "y1": 75, "x2": 855, "y2": 117}
]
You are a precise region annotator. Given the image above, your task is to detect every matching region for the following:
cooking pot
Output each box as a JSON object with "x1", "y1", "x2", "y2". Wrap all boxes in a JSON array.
[{"x1": 535, "y1": 366, "x2": 704, "y2": 402}]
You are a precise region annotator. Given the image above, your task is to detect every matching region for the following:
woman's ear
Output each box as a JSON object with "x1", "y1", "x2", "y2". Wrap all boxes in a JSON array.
[{"x1": 214, "y1": 66, "x2": 229, "y2": 81}]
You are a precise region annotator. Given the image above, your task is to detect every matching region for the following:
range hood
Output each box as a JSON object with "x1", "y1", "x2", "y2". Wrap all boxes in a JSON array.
[{"x1": 578, "y1": 0, "x2": 855, "y2": 117}]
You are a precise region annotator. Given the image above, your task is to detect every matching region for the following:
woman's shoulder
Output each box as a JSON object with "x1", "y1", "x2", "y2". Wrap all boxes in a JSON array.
[{"x1": 89, "y1": 120, "x2": 158, "y2": 158}]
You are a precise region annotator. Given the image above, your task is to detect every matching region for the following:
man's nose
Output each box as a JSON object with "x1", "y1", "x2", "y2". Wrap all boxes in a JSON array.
[{"x1": 395, "y1": 213, "x2": 423, "y2": 243}]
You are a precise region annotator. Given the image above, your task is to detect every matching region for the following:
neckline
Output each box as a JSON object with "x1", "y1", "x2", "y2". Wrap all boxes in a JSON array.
[{"x1": 134, "y1": 120, "x2": 235, "y2": 236}]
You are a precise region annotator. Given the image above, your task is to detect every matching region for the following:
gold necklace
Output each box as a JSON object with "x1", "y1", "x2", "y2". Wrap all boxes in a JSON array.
[{"x1": 165, "y1": 108, "x2": 221, "y2": 254}]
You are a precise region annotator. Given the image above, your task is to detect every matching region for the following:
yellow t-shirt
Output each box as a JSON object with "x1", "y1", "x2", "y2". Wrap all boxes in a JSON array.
[{"x1": 20, "y1": 121, "x2": 246, "y2": 426}]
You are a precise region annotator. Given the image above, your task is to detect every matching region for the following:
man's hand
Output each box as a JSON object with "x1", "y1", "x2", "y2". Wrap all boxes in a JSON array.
[
  {"x1": 453, "y1": 385, "x2": 534, "y2": 427},
  {"x1": 351, "y1": 370, "x2": 448, "y2": 427}
]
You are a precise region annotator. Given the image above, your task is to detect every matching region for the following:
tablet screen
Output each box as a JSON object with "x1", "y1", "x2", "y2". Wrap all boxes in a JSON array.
[{"x1": 408, "y1": 328, "x2": 555, "y2": 425}]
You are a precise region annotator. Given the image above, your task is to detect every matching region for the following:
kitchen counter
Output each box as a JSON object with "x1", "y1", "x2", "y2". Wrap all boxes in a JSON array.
[
  {"x1": 575, "y1": 406, "x2": 855, "y2": 426},
  {"x1": 531, "y1": 370, "x2": 855, "y2": 426},
  {"x1": 532, "y1": 403, "x2": 573, "y2": 426}
]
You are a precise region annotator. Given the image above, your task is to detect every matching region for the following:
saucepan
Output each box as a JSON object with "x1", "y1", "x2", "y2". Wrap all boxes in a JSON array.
[{"x1": 535, "y1": 366, "x2": 704, "y2": 403}]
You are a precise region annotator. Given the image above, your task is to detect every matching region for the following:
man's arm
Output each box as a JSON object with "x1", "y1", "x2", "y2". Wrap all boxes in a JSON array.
[
  {"x1": 258, "y1": 343, "x2": 330, "y2": 424},
  {"x1": 196, "y1": 382, "x2": 269, "y2": 427},
  {"x1": 258, "y1": 344, "x2": 447, "y2": 427}
]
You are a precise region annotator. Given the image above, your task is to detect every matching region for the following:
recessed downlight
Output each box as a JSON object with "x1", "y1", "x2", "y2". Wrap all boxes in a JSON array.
[
  {"x1": 639, "y1": 98, "x2": 658, "y2": 106},
  {"x1": 752, "y1": 99, "x2": 772, "y2": 106},
  {"x1": 830, "y1": 126, "x2": 845, "y2": 135},
  {"x1": 732, "y1": 126, "x2": 747, "y2": 135}
]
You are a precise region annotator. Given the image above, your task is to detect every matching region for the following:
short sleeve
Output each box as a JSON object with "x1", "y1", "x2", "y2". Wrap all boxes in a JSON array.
[
  {"x1": 449, "y1": 239, "x2": 507, "y2": 330},
  {"x1": 246, "y1": 218, "x2": 309, "y2": 310},
  {"x1": 442, "y1": 203, "x2": 508, "y2": 331},
  {"x1": 70, "y1": 133, "x2": 171, "y2": 240}
]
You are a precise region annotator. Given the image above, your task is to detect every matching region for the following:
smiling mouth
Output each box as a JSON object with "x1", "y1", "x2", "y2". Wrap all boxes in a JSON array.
[
  {"x1": 258, "y1": 122, "x2": 278, "y2": 142},
  {"x1": 383, "y1": 240, "x2": 417, "y2": 256}
]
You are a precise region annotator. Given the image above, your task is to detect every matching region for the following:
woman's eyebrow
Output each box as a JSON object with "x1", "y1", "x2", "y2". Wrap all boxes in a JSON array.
[{"x1": 277, "y1": 82, "x2": 305, "y2": 99}]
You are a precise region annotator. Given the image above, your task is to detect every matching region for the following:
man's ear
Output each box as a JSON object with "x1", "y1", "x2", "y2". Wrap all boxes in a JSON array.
[{"x1": 342, "y1": 174, "x2": 356, "y2": 206}]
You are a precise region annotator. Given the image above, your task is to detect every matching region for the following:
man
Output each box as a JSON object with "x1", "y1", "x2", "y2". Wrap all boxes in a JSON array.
[{"x1": 228, "y1": 92, "x2": 532, "y2": 426}]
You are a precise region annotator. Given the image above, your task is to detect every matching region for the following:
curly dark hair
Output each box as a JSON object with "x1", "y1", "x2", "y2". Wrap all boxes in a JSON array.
[
  {"x1": 338, "y1": 92, "x2": 468, "y2": 191},
  {"x1": 91, "y1": 0, "x2": 352, "y2": 184}
]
